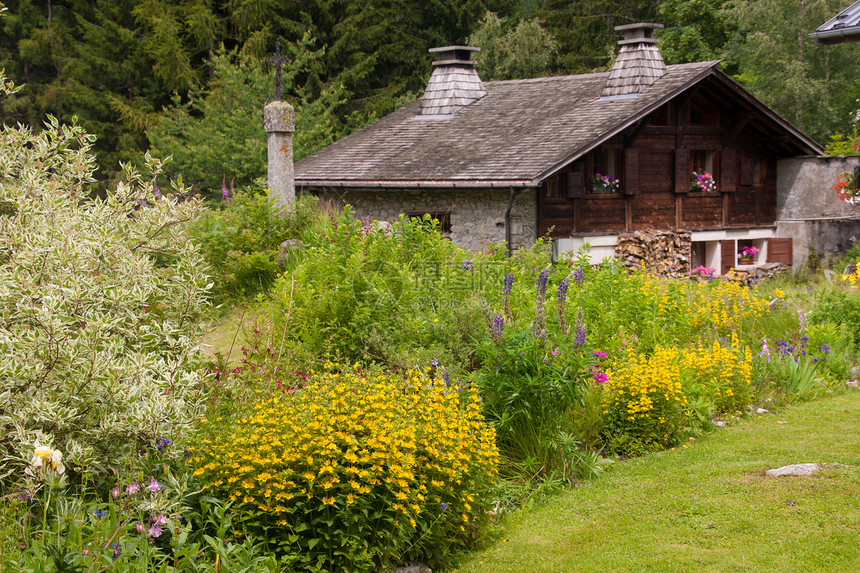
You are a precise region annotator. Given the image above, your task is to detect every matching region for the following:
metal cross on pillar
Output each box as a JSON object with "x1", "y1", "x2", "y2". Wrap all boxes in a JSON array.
[
  {"x1": 268, "y1": 39, "x2": 287, "y2": 101},
  {"x1": 264, "y1": 38, "x2": 295, "y2": 213}
]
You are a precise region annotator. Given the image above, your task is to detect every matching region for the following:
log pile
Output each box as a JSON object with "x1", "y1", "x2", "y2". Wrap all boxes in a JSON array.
[{"x1": 615, "y1": 230, "x2": 692, "y2": 279}]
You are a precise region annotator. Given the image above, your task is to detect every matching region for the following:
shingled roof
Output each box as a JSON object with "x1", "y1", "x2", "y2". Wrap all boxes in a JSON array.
[
  {"x1": 295, "y1": 61, "x2": 821, "y2": 189},
  {"x1": 811, "y1": 1, "x2": 860, "y2": 45}
]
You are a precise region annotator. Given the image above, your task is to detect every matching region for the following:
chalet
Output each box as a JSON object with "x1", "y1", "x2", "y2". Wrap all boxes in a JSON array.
[{"x1": 295, "y1": 23, "x2": 829, "y2": 276}]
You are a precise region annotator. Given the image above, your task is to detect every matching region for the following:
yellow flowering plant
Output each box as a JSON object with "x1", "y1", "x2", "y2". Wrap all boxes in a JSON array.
[
  {"x1": 601, "y1": 346, "x2": 688, "y2": 454},
  {"x1": 195, "y1": 365, "x2": 498, "y2": 572}
]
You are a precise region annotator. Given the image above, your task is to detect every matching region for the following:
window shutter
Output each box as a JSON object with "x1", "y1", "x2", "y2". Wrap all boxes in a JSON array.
[
  {"x1": 720, "y1": 148, "x2": 737, "y2": 192},
  {"x1": 739, "y1": 155, "x2": 754, "y2": 186},
  {"x1": 721, "y1": 240, "x2": 735, "y2": 275},
  {"x1": 767, "y1": 238, "x2": 793, "y2": 265},
  {"x1": 566, "y1": 171, "x2": 585, "y2": 199},
  {"x1": 624, "y1": 148, "x2": 639, "y2": 195},
  {"x1": 675, "y1": 148, "x2": 689, "y2": 194}
]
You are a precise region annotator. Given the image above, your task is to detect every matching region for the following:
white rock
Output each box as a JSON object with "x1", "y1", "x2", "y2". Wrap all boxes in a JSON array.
[
  {"x1": 756, "y1": 408, "x2": 769, "y2": 414},
  {"x1": 766, "y1": 463, "x2": 820, "y2": 476}
]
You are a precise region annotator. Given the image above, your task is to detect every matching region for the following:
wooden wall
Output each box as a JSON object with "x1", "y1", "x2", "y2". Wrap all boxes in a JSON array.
[{"x1": 538, "y1": 96, "x2": 782, "y2": 238}]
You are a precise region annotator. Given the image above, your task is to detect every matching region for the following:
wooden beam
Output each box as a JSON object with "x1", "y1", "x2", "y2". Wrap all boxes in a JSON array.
[
  {"x1": 723, "y1": 113, "x2": 755, "y2": 146},
  {"x1": 624, "y1": 114, "x2": 653, "y2": 147}
]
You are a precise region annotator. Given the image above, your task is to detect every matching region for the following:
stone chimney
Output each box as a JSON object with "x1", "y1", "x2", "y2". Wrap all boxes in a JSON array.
[
  {"x1": 418, "y1": 46, "x2": 486, "y2": 117},
  {"x1": 601, "y1": 23, "x2": 666, "y2": 99}
]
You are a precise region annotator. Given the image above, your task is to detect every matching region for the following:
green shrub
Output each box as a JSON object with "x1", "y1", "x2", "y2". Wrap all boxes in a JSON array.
[
  {"x1": 190, "y1": 191, "x2": 321, "y2": 302},
  {"x1": 0, "y1": 109, "x2": 210, "y2": 483},
  {"x1": 196, "y1": 365, "x2": 499, "y2": 572}
]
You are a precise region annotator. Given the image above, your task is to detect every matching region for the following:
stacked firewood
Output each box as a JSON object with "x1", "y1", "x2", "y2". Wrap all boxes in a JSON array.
[{"x1": 615, "y1": 230, "x2": 692, "y2": 279}]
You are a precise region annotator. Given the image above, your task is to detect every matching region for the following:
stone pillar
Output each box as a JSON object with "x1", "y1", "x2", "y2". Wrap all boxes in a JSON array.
[{"x1": 263, "y1": 100, "x2": 296, "y2": 212}]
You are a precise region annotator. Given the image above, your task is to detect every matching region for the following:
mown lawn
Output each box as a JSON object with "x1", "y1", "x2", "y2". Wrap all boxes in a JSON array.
[{"x1": 456, "y1": 389, "x2": 860, "y2": 573}]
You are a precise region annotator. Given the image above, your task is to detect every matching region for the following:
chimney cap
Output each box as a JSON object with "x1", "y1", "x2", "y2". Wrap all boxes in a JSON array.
[
  {"x1": 614, "y1": 22, "x2": 664, "y2": 32},
  {"x1": 615, "y1": 22, "x2": 663, "y2": 46},
  {"x1": 429, "y1": 45, "x2": 481, "y2": 54}
]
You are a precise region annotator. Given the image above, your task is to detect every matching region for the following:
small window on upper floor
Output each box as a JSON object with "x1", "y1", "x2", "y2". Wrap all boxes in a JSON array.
[
  {"x1": 589, "y1": 147, "x2": 622, "y2": 193},
  {"x1": 690, "y1": 150, "x2": 717, "y2": 192}
]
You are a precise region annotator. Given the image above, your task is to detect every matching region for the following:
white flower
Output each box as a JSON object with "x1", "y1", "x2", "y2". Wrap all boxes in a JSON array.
[{"x1": 31, "y1": 441, "x2": 65, "y2": 474}]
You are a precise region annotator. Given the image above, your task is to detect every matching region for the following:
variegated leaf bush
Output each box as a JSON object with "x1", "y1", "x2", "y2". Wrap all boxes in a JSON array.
[{"x1": 0, "y1": 71, "x2": 212, "y2": 482}]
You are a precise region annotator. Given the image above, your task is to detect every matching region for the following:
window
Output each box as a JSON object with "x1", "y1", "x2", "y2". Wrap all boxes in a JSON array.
[
  {"x1": 406, "y1": 211, "x2": 451, "y2": 233},
  {"x1": 544, "y1": 176, "x2": 561, "y2": 199},
  {"x1": 589, "y1": 148, "x2": 622, "y2": 193},
  {"x1": 690, "y1": 150, "x2": 717, "y2": 192}
]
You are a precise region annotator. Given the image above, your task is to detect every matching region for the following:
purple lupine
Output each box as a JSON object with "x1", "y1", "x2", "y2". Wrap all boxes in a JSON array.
[
  {"x1": 573, "y1": 308, "x2": 586, "y2": 346},
  {"x1": 492, "y1": 312, "x2": 505, "y2": 341},
  {"x1": 537, "y1": 267, "x2": 550, "y2": 297},
  {"x1": 461, "y1": 260, "x2": 475, "y2": 271},
  {"x1": 573, "y1": 267, "x2": 585, "y2": 285},
  {"x1": 503, "y1": 273, "x2": 515, "y2": 297},
  {"x1": 797, "y1": 309, "x2": 807, "y2": 331},
  {"x1": 221, "y1": 176, "x2": 230, "y2": 201},
  {"x1": 503, "y1": 272, "x2": 515, "y2": 326},
  {"x1": 557, "y1": 275, "x2": 570, "y2": 333}
]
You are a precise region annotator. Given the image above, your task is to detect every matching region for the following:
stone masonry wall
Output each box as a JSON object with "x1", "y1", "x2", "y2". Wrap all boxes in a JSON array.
[
  {"x1": 317, "y1": 188, "x2": 538, "y2": 252},
  {"x1": 777, "y1": 155, "x2": 860, "y2": 266}
]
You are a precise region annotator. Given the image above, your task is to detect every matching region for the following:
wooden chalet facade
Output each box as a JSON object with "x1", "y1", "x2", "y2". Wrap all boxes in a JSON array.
[{"x1": 295, "y1": 24, "x2": 823, "y2": 276}]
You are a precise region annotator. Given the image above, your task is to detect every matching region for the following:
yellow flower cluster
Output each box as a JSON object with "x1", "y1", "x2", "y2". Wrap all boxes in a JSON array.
[
  {"x1": 603, "y1": 346, "x2": 686, "y2": 422},
  {"x1": 681, "y1": 334, "x2": 752, "y2": 413},
  {"x1": 844, "y1": 266, "x2": 860, "y2": 289},
  {"x1": 637, "y1": 274, "x2": 769, "y2": 335},
  {"x1": 194, "y1": 366, "x2": 498, "y2": 561},
  {"x1": 689, "y1": 280, "x2": 769, "y2": 333},
  {"x1": 602, "y1": 337, "x2": 754, "y2": 449}
]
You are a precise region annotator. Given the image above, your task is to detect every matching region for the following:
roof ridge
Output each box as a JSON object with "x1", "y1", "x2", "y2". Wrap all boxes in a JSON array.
[{"x1": 483, "y1": 60, "x2": 720, "y2": 87}]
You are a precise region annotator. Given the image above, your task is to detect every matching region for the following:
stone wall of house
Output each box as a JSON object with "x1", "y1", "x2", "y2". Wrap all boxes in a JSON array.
[
  {"x1": 777, "y1": 155, "x2": 860, "y2": 266},
  {"x1": 318, "y1": 188, "x2": 538, "y2": 252}
]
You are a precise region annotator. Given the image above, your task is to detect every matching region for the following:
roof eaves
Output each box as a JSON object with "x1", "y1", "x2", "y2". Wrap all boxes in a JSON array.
[
  {"x1": 295, "y1": 179, "x2": 536, "y2": 189},
  {"x1": 531, "y1": 61, "x2": 721, "y2": 184},
  {"x1": 709, "y1": 69, "x2": 824, "y2": 155}
]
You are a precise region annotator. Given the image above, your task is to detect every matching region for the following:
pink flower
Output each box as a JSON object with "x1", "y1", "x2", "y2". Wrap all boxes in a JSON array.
[
  {"x1": 593, "y1": 372, "x2": 608, "y2": 383},
  {"x1": 111, "y1": 486, "x2": 121, "y2": 499},
  {"x1": 135, "y1": 521, "x2": 146, "y2": 534},
  {"x1": 126, "y1": 482, "x2": 140, "y2": 494},
  {"x1": 592, "y1": 350, "x2": 606, "y2": 358},
  {"x1": 146, "y1": 478, "x2": 162, "y2": 493},
  {"x1": 153, "y1": 513, "x2": 168, "y2": 526},
  {"x1": 552, "y1": 347, "x2": 559, "y2": 355},
  {"x1": 148, "y1": 524, "x2": 163, "y2": 538}
]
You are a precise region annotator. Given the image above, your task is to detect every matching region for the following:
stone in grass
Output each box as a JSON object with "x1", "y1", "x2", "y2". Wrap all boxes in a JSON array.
[
  {"x1": 766, "y1": 463, "x2": 820, "y2": 477},
  {"x1": 396, "y1": 566, "x2": 432, "y2": 573}
]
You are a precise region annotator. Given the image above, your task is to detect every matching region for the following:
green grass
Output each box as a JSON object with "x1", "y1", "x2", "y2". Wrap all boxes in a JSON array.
[{"x1": 456, "y1": 390, "x2": 860, "y2": 572}]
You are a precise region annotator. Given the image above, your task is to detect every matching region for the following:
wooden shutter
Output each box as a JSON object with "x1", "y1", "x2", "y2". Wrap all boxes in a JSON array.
[
  {"x1": 721, "y1": 239, "x2": 735, "y2": 276},
  {"x1": 624, "y1": 148, "x2": 639, "y2": 195},
  {"x1": 767, "y1": 238, "x2": 793, "y2": 265},
  {"x1": 739, "y1": 155, "x2": 754, "y2": 186},
  {"x1": 675, "y1": 149, "x2": 689, "y2": 194},
  {"x1": 720, "y1": 148, "x2": 737, "y2": 192},
  {"x1": 566, "y1": 171, "x2": 585, "y2": 199}
]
